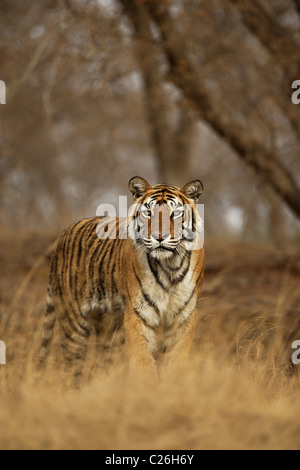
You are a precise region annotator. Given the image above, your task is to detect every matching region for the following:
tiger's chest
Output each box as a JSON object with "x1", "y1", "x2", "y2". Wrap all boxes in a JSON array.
[
  {"x1": 85, "y1": 251, "x2": 198, "y2": 330},
  {"x1": 134, "y1": 262, "x2": 197, "y2": 328}
]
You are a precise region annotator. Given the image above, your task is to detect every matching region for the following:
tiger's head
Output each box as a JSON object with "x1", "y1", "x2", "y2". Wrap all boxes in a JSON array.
[{"x1": 128, "y1": 176, "x2": 203, "y2": 260}]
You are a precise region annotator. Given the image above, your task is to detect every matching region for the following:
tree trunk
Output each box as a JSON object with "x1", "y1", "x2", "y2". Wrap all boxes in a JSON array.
[
  {"x1": 119, "y1": 0, "x2": 195, "y2": 186},
  {"x1": 142, "y1": 0, "x2": 300, "y2": 219}
]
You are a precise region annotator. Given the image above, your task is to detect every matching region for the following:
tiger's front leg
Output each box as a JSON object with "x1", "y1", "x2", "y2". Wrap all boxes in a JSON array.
[
  {"x1": 162, "y1": 308, "x2": 198, "y2": 372},
  {"x1": 124, "y1": 304, "x2": 158, "y2": 381}
]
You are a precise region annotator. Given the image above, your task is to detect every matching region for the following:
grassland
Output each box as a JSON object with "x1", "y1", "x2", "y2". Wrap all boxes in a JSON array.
[{"x1": 0, "y1": 231, "x2": 300, "y2": 450}]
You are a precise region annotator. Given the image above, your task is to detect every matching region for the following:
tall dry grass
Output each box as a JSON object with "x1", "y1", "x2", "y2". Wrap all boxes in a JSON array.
[{"x1": 0, "y1": 234, "x2": 300, "y2": 450}]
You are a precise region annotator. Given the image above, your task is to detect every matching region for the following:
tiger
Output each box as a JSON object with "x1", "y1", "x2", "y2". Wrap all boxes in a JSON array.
[{"x1": 39, "y1": 176, "x2": 205, "y2": 384}]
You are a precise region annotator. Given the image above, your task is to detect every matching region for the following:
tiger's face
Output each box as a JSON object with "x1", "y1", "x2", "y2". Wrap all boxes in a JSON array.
[{"x1": 128, "y1": 177, "x2": 203, "y2": 259}]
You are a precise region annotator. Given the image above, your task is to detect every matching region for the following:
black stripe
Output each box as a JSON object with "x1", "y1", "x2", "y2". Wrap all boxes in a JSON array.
[
  {"x1": 97, "y1": 238, "x2": 118, "y2": 296},
  {"x1": 172, "y1": 261, "x2": 190, "y2": 285},
  {"x1": 51, "y1": 248, "x2": 58, "y2": 284},
  {"x1": 157, "y1": 247, "x2": 176, "y2": 253},
  {"x1": 66, "y1": 220, "x2": 86, "y2": 273},
  {"x1": 148, "y1": 190, "x2": 166, "y2": 198},
  {"x1": 87, "y1": 218, "x2": 104, "y2": 250},
  {"x1": 156, "y1": 260, "x2": 173, "y2": 283},
  {"x1": 164, "y1": 192, "x2": 180, "y2": 199},
  {"x1": 134, "y1": 308, "x2": 156, "y2": 331},
  {"x1": 176, "y1": 266, "x2": 205, "y2": 316},
  {"x1": 168, "y1": 253, "x2": 188, "y2": 272},
  {"x1": 74, "y1": 221, "x2": 96, "y2": 300},
  {"x1": 118, "y1": 240, "x2": 123, "y2": 272},
  {"x1": 58, "y1": 230, "x2": 70, "y2": 292},
  {"x1": 60, "y1": 329, "x2": 86, "y2": 346},
  {"x1": 192, "y1": 208, "x2": 196, "y2": 233},
  {"x1": 147, "y1": 254, "x2": 169, "y2": 291},
  {"x1": 133, "y1": 265, "x2": 159, "y2": 311},
  {"x1": 157, "y1": 254, "x2": 190, "y2": 284},
  {"x1": 106, "y1": 239, "x2": 117, "y2": 283},
  {"x1": 180, "y1": 288, "x2": 196, "y2": 313},
  {"x1": 111, "y1": 262, "x2": 118, "y2": 294},
  {"x1": 60, "y1": 302, "x2": 88, "y2": 339},
  {"x1": 90, "y1": 241, "x2": 111, "y2": 300},
  {"x1": 66, "y1": 242, "x2": 93, "y2": 329},
  {"x1": 71, "y1": 220, "x2": 96, "y2": 292},
  {"x1": 89, "y1": 237, "x2": 108, "y2": 279},
  {"x1": 63, "y1": 220, "x2": 85, "y2": 286}
]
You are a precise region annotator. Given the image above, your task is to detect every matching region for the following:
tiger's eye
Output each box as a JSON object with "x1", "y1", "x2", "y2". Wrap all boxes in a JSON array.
[
  {"x1": 173, "y1": 209, "x2": 183, "y2": 218},
  {"x1": 142, "y1": 210, "x2": 152, "y2": 218}
]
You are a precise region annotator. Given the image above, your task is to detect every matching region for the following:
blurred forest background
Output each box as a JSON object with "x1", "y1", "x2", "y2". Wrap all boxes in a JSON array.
[
  {"x1": 1, "y1": 0, "x2": 300, "y2": 242},
  {"x1": 1, "y1": 0, "x2": 300, "y2": 451}
]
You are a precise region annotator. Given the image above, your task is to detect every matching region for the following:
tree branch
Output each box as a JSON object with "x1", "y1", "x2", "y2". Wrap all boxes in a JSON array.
[
  {"x1": 143, "y1": 0, "x2": 300, "y2": 218},
  {"x1": 232, "y1": 0, "x2": 300, "y2": 139}
]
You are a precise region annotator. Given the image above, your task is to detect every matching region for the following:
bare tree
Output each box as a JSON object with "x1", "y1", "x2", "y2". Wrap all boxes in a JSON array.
[
  {"x1": 135, "y1": 0, "x2": 300, "y2": 219},
  {"x1": 1, "y1": 0, "x2": 300, "y2": 237}
]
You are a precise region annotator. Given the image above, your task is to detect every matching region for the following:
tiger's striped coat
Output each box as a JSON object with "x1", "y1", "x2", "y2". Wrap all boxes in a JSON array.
[{"x1": 39, "y1": 177, "x2": 205, "y2": 383}]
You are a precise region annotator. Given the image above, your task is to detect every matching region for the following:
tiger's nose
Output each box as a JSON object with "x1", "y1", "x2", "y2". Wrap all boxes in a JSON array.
[{"x1": 152, "y1": 232, "x2": 169, "y2": 242}]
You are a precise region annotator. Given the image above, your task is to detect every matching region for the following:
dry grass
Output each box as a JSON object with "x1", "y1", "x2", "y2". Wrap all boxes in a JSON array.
[{"x1": 1, "y1": 232, "x2": 300, "y2": 450}]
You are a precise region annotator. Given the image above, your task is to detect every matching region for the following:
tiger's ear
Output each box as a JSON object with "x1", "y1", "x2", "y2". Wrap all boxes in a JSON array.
[
  {"x1": 181, "y1": 180, "x2": 203, "y2": 202},
  {"x1": 129, "y1": 176, "x2": 151, "y2": 200}
]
